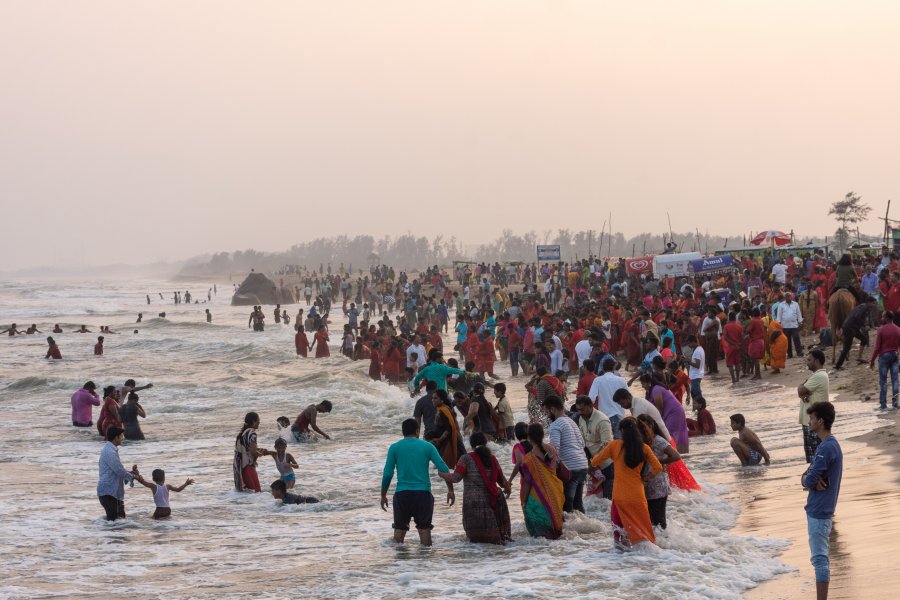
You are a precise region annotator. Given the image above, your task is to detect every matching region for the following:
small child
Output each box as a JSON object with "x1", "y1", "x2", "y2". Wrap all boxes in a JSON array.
[
  {"x1": 261, "y1": 438, "x2": 299, "y2": 489},
  {"x1": 134, "y1": 467, "x2": 193, "y2": 519},
  {"x1": 269, "y1": 479, "x2": 319, "y2": 505},
  {"x1": 493, "y1": 383, "x2": 515, "y2": 443}
]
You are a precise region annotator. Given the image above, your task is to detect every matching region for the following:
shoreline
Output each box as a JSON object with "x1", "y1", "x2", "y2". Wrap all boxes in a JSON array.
[{"x1": 739, "y1": 349, "x2": 900, "y2": 599}]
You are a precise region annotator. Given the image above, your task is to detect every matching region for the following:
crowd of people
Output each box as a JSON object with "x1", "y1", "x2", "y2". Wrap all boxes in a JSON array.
[{"x1": 35, "y1": 247, "x2": 897, "y2": 598}]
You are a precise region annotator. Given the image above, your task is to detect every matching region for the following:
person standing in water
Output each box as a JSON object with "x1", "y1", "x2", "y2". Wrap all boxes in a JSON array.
[
  {"x1": 94, "y1": 336, "x2": 104, "y2": 356},
  {"x1": 45, "y1": 336, "x2": 62, "y2": 359},
  {"x1": 801, "y1": 401, "x2": 842, "y2": 600},
  {"x1": 71, "y1": 382, "x2": 100, "y2": 427},
  {"x1": 97, "y1": 427, "x2": 136, "y2": 521},
  {"x1": 380, "y1": 418, "x2": 455, "y2": 546}
]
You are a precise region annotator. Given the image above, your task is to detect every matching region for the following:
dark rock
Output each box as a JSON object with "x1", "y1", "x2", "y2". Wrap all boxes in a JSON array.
[{"x1": 231, "y1": 272, "x2": 298, "y2": 306}]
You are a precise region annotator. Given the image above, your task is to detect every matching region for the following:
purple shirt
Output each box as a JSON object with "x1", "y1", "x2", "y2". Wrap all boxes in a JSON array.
[{"x1": 71, "y1": 388, "x2": 100, "y2": 425}]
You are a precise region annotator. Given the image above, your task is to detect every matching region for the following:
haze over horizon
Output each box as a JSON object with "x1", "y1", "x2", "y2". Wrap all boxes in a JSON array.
[{"x1": 2, "y1": 1, "x2": 898, "y2": 270}]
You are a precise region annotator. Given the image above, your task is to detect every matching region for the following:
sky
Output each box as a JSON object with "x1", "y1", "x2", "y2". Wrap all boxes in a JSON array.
[{"x1": 1, "y1": 1, "x2": 898, "y2": 269}]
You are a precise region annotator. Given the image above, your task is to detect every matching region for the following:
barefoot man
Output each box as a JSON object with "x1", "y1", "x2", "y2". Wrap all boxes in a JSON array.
[{"x1": 729, "y1": 413, "x2": 771, "y2": 466}]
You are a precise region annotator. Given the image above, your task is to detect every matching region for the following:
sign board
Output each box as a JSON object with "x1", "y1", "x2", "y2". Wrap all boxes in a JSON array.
[
  {"x1": 652, "y1": 252, "x2": 702, "y2": 278},
  {"x1": 536, "y1": 245, "x2": 561, "y2": 261},
  {"x1": 625, "y1": 256, "x2": 653, "y2": 275},
  {"x1": 690, "y1": 255, "x2": 735, "y2": 275}
]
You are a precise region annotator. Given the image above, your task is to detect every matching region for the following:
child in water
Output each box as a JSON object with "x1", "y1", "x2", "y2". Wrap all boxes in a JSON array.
[
  {"x1": 261, "y1": 438, "x2": 299, "y2": 489},
  {"x1": 134, "y1": 467, "x2": 194, "y2": 519},
  {"x1": 269, "y1": 479, "x2": 318, "y2": 505}
]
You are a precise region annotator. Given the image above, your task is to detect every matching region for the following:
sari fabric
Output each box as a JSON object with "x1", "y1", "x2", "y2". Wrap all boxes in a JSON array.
[
  {"x1": 434, "y1": 405, "x2": 465, "y2": 467},
  {"x1": 591, "y1": 440, "x2": 662, "y2": 545},
  {"x1": 520, "y1": 451, "x2": 564, "y2": 540}
]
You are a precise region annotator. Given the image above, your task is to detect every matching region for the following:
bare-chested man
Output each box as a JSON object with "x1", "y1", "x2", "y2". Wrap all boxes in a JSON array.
[
  {"x1": 290, "y1": 401, "x2": 333, "y2": 442},
  {"x1": 730, "y1": 413, "x2": 771, "y2": 466}
]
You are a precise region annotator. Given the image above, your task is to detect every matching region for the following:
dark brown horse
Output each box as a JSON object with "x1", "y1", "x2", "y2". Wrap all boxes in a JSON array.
[{"x1": 827, "y1": 289, "x2": 856, "y2": 364}]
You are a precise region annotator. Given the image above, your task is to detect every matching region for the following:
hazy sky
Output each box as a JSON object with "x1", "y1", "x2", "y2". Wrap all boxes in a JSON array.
[{"x1": 2, "y1": 1, "x2": 898, "y2": 269}]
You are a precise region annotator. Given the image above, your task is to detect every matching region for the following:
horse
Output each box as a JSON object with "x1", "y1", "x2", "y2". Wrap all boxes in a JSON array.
[{"x1": 827, "y1": 289, "x2": 857, "y2": 364}]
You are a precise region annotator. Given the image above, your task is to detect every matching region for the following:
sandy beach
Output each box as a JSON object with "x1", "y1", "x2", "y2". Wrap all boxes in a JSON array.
[{"x1": 738, "y1": 344, "x2": 900, "y2": 599}]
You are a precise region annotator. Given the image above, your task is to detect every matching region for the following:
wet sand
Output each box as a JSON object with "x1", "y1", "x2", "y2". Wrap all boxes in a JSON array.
[{"x1": 741, "y1": 354, "x2": 900, "y2": 599}]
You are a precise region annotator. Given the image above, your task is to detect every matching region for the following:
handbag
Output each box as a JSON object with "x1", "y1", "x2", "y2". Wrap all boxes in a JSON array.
[{"x1": 556, "y1": 459, "x2": 571, "y2": 483}]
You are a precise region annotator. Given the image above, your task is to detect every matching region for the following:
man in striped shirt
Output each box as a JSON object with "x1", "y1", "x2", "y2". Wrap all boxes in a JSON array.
[{"x1": 543, "y1": 395, "x2": 589, "y2": 513}]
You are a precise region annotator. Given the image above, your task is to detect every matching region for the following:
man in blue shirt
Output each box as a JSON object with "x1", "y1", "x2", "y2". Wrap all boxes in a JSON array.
[
  {"x1": 801, "y1": 401, "x2": 842, "y2": 600},
  {"x1": 381, "y1": 418, "x2": 455, "y2": 546}
]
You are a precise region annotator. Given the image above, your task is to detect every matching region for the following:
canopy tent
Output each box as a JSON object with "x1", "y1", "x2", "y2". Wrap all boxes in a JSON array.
[{"x1": 750, "y1": 230, "x2": 792, "y2": 246}]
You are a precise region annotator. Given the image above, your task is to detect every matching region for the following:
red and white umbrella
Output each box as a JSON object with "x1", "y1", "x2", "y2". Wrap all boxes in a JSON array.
[{"x1": 750, "y1": 230, "x2": 792, "y2": 247}]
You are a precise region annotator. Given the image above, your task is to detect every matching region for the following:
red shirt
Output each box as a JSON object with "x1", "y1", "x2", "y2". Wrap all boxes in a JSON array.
[
  {"x1": 576, "y1": 372, "x2": 597, "y2": 397},
  {"x1": 870, "y1": 322, "x2": 900, "y2": 366}
]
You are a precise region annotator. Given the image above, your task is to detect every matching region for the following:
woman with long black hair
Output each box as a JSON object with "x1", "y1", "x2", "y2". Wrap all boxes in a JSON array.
[
  {"x1": 233, "y1": 412, "x2": 267, "y2": 492},
  {"x1": 590, "y1": 417, "x2": 662, "y2": 548},
  {"x1": 438, "y1": 432, "x2": 512, "y2": 544}
]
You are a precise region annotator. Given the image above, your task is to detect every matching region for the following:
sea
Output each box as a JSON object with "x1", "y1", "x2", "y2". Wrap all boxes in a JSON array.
[{"x1": 0, "y1": 278, "x2": 884, "y2": 599}]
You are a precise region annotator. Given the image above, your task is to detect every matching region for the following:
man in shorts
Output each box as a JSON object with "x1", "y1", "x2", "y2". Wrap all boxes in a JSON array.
[
  {"x1": 380, "y1": 418, "x2": 455, "y2": 546},
  {"x1": 729, "y1": 413, "x2": 771, "y2": 466}
]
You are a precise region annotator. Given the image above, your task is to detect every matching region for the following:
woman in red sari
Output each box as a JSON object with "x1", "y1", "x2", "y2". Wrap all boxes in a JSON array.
[
  {"x1": 295, "y1": 328, "x2": 310, "y2": 357},
  {"x1": 310, "y1": 325, "x2": 330, "y2": 358},
  {"x1": 382, "y1": 340, "x2": 403, "y2": 384},
  {"x1": 746, "y1": 308, "x2": 765, "y2": 380},
  {"x1": 368, "y1": 341, "x2": 382, "y2": 381},
  {"x1": 623, "y1": 312, "x2": 642, "y2": 369},
  {"x1": 474, "y1": 333, "x2": 497, "y2": 378}
]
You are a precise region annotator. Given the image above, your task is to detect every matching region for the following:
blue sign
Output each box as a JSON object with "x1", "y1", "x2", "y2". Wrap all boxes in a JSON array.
[
  {"x1": 690, "y1": 255, "x2": 734, "y2": 274},
  {"x1": 537, "y1": 245, "x2": 561, "y2": 261}
]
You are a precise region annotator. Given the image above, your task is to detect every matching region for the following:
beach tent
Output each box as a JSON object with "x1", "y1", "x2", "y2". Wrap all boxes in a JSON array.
[{"x1": 653, "y1": 252, "x2": 701, "y2": 278}]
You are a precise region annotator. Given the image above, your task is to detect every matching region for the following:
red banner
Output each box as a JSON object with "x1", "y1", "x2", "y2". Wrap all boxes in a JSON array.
[{"x1": 625, "y1": 256, "x2": 653, "y2": 274}]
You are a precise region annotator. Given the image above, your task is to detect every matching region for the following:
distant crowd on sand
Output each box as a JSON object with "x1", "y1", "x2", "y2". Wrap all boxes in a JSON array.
[{"x1": 27, "y1": 246, "x2": 900, "y2": 600}]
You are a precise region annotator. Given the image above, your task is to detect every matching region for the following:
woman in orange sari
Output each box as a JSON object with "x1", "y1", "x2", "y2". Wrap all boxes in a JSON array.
[
  {"x1": 591, "y1": 417, "x2": 662, "y2": 548},
  {"x1": 769, "y1": 328, "x2": 788, "y2": 373},
  {"x1": 519, "y1": 423, "x2": 565, "y2": 540}
]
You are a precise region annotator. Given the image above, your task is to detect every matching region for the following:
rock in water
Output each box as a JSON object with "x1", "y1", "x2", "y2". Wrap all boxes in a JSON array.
[{"x1": 231, "y1": 272, "x2": 298, "y2": 306}]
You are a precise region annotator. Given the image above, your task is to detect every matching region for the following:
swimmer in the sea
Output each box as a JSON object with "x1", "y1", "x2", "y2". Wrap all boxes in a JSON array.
[
  {"x1": 2, "y1": 324, "x2": 24, "y2": 336},
  {"x1": 290, "y1": 401, "x2": 333, "y2": 442},
  {"x1": 74, "y1": 325, "x2": 91, "y2": 333},
  {"x1": 45, "y1": 336, "x2": 62, "y2": 359},
  {"x1": 269, "y1": 479, "x2": 318, "y2": 504}
]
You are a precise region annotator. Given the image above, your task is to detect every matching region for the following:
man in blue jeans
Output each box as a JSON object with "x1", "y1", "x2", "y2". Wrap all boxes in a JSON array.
[
  {"x1": 801, "y1": 401, "x2": 842, "y2": 600},
  {"x1": 869, "y1": 310, "x2": 900, "y2": 410},
  {"x1": 542, "y1": 395, "x2": 589, "y2": 513}
]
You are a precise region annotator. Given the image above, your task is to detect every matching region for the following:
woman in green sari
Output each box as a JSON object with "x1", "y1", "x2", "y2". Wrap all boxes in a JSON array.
[{"x1": 518, "y1": 423, "x2": 565, "y2": 540}]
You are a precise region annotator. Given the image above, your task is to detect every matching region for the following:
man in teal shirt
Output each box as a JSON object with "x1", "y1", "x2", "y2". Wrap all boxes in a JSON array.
[
  {"x1": 412, "y1": 349, "x2": 467, "y2": 393},
  {"x1": 381, "y1": 418, "x2": 455, "y2": 546}
]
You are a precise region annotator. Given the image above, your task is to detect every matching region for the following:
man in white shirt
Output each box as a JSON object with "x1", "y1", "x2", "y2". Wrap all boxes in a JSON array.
[
  {"x1": 575, "y1": 396, "x2": 614, "y2": 499},
  {"x1": 687, "y1": 334, "x2": 705, "y2": 400},
  {"x1": 547, "y1": 339, "x2": 563, "y2": 376},
  {"x1": 772, "y1": 259, "x2": 788, "y2": 284},
  {"x1": 406, "y1": 335, "x2": 426, "y2": 370},
  {"x1": 587, "y1": 358, "x2": 627, "y2": 437},
  {"x1": 776, "y1": 293, "x2": 804, "y2": 358},
  {"x1": 612, "y1": 388, "x2": 671, "y2": 441},
  {"x1": 574, "y1": 334, "x2": 593, "y2": 369},
  {"x1": 701, "y1": 307, "x2": 721, "y2": 375}
]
